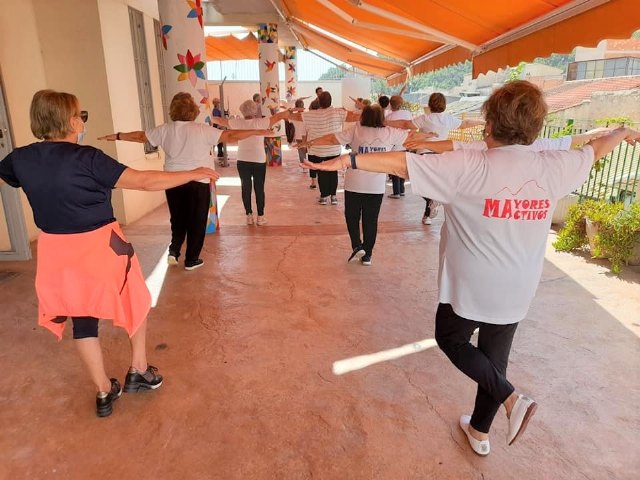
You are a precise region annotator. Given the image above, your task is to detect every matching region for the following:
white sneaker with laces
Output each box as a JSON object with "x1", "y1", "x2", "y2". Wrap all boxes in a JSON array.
[
  {"x1": 246, "y1": 214, "x2": 254, "y2": 225},
  {"x1": 167, "y1": 254, "x2": 178, "y2": 266},
  {"x1": 507, "y1": 394, "x2": 537, "y2": 445},
  {"x1": 256, "y1": 216, "x2": 267, "y2": 226},
  {"x1": 330, "y1": 195, "x2": 338, "y2": 205},
  {"x1": 459, "y1": 415, "x2": 490, "y2": 456}
]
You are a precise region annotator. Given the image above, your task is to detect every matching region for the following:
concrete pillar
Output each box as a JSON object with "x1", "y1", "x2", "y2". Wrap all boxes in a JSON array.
[
  {"x1": 258, "y1": 22, "x2": 282, "y2": 166},
  {"x1": 284, "y1": 46, "x2": 297, "y2": 101},
  {"x1": 157, "y1": 0, "x2": 219, "y2": 231},
  {"x1": 157, "y1": 0, "x2": 209, "y2": 122}
]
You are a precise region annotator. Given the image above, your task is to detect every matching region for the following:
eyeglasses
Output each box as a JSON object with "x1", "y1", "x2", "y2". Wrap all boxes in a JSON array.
[{"x1": 78, "y1": 110, "x2": 89, "y2": 123}]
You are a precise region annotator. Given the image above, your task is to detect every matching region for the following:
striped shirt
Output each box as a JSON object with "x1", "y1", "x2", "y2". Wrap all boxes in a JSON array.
[{"x1": 302, "y1": 108, "x2": 348, "y2": 157}]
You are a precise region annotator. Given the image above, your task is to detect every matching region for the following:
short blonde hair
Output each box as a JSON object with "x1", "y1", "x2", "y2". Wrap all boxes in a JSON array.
[
  {"x1": 239, "y1": 99, "x2": 258, "y2": 118},
  {"x1": 169, "y1": 92, "x2": 199, "y2": 121},
  {"x1": 481, "y1": 80, "x2": 547, "y2": 145},
  {"x1": 30, "y1": 90, "x2": 78, "y2": 140}
]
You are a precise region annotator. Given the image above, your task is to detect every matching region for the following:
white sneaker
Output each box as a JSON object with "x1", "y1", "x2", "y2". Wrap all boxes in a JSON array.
[
  {"x1": 167, "y1": 254, "x2": 178, "y2": 266},
  {"x1": 246, "y1": 214, "x2": 254, "y2": 225},
  {"x1": 507, "y1": 395, "x2": 537, "y2": 445},
  {"x1": 318, "y1": 196, "x2": 328, "y2": 205},
  {"x1": 429, "y1": 201, "x2": 441, "y2": 219},
  {"x1": 330, "y1": 195, "x2": 338, "y2": 205},
  {"x1": 256, "y1": 215, "x2": 267, "y2": 226},
  {"x1": 459, "y1": 415, "x2": 490, "y2": 456},
  {"x1": 422, "y1": 215, "x2": 432, "y2": 225}
]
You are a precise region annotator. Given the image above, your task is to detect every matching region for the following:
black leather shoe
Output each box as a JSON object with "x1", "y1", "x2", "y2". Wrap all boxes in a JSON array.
[
  {"x1": 96, "y1": 378, "x2": 122, "y2": 418},
  {"x1": 124, "y1": 365, "x2": 163, "y2": 393}
]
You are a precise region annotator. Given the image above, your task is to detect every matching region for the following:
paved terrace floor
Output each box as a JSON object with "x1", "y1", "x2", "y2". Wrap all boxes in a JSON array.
[{"x1": 1, "y1": 147, "x2": 639, "y2": 480}]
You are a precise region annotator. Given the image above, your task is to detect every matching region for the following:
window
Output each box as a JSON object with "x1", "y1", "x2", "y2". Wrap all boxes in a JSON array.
[
  {"x1": 129, "y1": 7, "x2": 156, "y2": 153},
  {"x1": 153, "y1": 19, "x2": 169, "y2": 123},
  {"x1": 613, "y1": 57, "x2": 629, "y2": 77},
  {"x1": 576, "y1": 62, "x2": 587, "y2": 80}
]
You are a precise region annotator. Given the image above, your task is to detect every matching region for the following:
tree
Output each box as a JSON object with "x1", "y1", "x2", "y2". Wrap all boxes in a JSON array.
[{"x1": 319, "y1": 66, "x2": 347, "y2": 80}]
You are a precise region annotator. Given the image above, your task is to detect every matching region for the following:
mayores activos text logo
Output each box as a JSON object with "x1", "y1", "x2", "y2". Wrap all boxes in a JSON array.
[{"x1": 482, "y1": 180, "x2": 551, "y2": 221}]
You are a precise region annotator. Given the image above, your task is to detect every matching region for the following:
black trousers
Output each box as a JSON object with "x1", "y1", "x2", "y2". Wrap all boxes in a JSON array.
[
  {"x1": 216, "y1": 143, "x2": 224, "y2": 158},
  {"x1": 391, "y1": 175, "x2": 405, "y2": 195},
  {"x1": 423, "y1": 198, "x2": 432, "y2": 216},
  {"x1": 237, "y1": 161, "x2": 267, "y2": 216},
  {"x1": 308, "y1": 154, "x2": 338, "y2": 196},
  {"x1": 344, "y1": 191, "x2": 384, "y2": 256},
  {"x1": 435, "y1": 303, "x2": 517, "y2": 434},
  {"x1": 165, "y1": 181, "x2": 210, "y2": 263}
]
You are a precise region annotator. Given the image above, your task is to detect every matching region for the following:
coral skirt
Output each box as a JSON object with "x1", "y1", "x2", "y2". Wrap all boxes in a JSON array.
[{"x1": 35, "y1": 222, "x2": 151, "y2": 339}]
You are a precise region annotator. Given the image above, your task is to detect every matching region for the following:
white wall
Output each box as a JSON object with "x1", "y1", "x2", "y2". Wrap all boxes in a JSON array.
[
  {"x1": 0, "y1": 0, "x2": 50, "y2": 242},
  {"x1": 97, "y1": 0, "x2": 165, "y2": 225}
]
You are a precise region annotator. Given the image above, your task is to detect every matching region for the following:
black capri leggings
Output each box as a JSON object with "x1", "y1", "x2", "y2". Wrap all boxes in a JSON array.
[{"x1": 52, "y1": 316, "x2": 99, "y2": 339}]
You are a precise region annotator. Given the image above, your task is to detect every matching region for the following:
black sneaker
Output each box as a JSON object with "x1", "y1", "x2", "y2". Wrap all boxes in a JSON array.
[
  {"x1": 123, "y1": 365, "x2": 163, "y2": 393},
  {"x1": 361, "y1": 254, "x2": 372, "y2": 266},
  {"x1": 184, "y1": 259, "x2": 204, "y2": 271},
  {"x1": 348, "y1": 245, "x2": 366, "y2": 262},
  {"x1": 96, "y1": 378, "x2": 122, "y2": 418}
]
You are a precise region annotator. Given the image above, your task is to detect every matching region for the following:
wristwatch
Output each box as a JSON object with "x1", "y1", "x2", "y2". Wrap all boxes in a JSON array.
[{"x1": 349, "y1": 152, "x2": 358, "y2": 169}]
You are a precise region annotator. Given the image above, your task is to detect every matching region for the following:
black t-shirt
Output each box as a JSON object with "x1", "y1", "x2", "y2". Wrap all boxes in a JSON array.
[{"x1": 0, "y1": 141, "x2": 127, "y2": 234}]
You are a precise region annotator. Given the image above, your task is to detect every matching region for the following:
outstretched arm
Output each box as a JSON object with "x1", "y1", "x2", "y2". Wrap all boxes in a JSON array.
[
  {"x1": 587, "y1": 127, "x2": 640, "y2": 164},
  {"x1": 459, "y1": 118, "x2": 484, "y2": 129},
  {"x1": 116, "y1": 167, "x2": 219, "y2": 191},
  {"x1": 345, "y1": 110, "x2": 362, "y2": 123},
  {"x1": 403, "y1": 135, "x2": 453, "y2": 153},
  {"x1": 569, "y1": 127, "x2": 614, "y2": 148},
  {"x1": 297, "y1": 133, "x2": 340, "y2": 148},
  {"x1": 220, "y1": 129, "x2": 272, "y2": 144},
  {"x1": 385, "y1": 119, "x2": 416, "y2": 130},
  {"x1": 268, "y1": 110, "x2": 290, "y2": 127},
  {"x1": 304, "y1": 151, "x2": 409, "y2": 178},
  {"x1": 99, "y1": 131, "x2": 147, "y2": 143},
  {"x1": 211, "y1": 117, "x2": 230, "y2": 128}
]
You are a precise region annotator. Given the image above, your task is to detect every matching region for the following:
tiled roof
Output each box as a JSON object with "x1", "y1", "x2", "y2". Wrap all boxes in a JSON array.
[
  {"x1": 605, "y1": 39, "x2": 640, "y2": 51},
  {"x1": 544, "y1": 76, "x2": 640, "y2": 113}
]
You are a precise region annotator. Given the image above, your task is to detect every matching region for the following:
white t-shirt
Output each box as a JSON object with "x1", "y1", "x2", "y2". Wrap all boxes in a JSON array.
[
  {"x1": 406, "y1": 145, "x2": 594, "y2": 325},
  {"x1": 228, "y1": 117, "x2": 270, "y2": 163},
  {"x1": 146, "y1": 122, "x2": 222, "y2": 183},
  {"x1": 453, "y1": 136, "x2": 573, "y2": 152},
  {"x1": 302, "y1": 108, "x2": 348, "y2": 157},
  {"x1": 336, "y1": 125, "x2": 408, "y2": 194},
  {"x1": 385, "y1": 109, "x2": 413, "y2": 151},
  {"x1": 291, "y1": 119, "x2": 306, "y2": 141},
  {"x1": 413, "y1": 112, "x2": 462, "y2": 141}
]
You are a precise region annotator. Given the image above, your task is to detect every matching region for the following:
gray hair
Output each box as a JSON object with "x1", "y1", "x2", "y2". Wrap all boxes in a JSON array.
[{"x1": 239, "y1": 99, "x2": 258, "y2": 118}]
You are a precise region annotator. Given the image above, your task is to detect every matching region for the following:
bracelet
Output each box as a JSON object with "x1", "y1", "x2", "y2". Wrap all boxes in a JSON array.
[
  {"x1": 116, "y1": 132, "x2": 121, "y2": 140},
  {"x1": 350, "y1": 152, "x2": 358, "y2": 169}
]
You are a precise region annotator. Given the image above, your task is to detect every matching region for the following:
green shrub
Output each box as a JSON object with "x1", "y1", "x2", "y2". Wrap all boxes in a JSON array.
[{"x1": 553, "y1": 200, "x2": 638, "y2": 274}]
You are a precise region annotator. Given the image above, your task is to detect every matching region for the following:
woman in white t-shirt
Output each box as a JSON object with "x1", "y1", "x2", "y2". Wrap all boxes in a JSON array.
[
  {"x1": 300, "y1": 105, "x2": 409, "y2": 265},
  {"x1": 385, "y1": 95, "x2": 413, "y2": 198},
  {"x1": 306, "y1": 81, "x2": 640, "y2": 456},
  {"x1": 212, "y1": 100, "x2": 290, "y2": 226},
  {"x1": 387, "y1": 92, "x2": 484, "y2": 225},
  {"x1": 102, "y1": 93, "x2": 270, "y2": 269}
]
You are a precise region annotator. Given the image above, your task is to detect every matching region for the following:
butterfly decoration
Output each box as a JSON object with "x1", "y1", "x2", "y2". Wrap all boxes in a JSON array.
[
  {"x1": 186, "y1": 0, "x2": 204, "y2": 29},
  {"x1": 264, "y1": 82, "x2": 277, "y2": 98},
  {"x1": 198, "y1": 88, "x2": 211, "y2": 109},
  {"x1": 287, "y1": 86, "x2": 296, "y2": 97},
  {"x1": 161, "y1": 25, "x2": 172, "y2": 50},
  {"x1": 264, "y1": 60, "x2": 276, "y2": 72},
  {"x1": 287, "y1": 63, "x2": 296, "y2": 73},
  {"x1": 174, "y1": 50, "x2": 206, "y2": 87}
]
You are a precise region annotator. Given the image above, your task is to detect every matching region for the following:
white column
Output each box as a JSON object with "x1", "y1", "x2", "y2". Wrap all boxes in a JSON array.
[
  {"x1": 157, "y1": 0, "x2": 210, "y2": 123},
  {"x1": 284, "y1": 46, "x2": 297, "y2": 101},
  {"x1": 257, "y1": 23, "x2": 280, "y2": 115}
]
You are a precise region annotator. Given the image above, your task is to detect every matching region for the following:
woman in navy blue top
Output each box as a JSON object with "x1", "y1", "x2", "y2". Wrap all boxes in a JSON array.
[{"x1": 0, "y1": 89, "x2": 219, "y2": 417}]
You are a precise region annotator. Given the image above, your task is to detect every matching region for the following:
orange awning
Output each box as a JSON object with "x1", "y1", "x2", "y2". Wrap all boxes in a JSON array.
[
  {"x1": 205, "y1": 34, "x2": 259, "y2": 61},
  {"x1": 293, "y1": 23, "x2": 405, "y2": 78},
  {"x1": 276, "y1": 0, "x2": 639, "y2": 80}
]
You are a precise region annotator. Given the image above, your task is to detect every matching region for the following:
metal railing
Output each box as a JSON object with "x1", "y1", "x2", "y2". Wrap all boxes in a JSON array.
[{"x1": 541, "y1": 123, "x2": 639, "y2": 205}]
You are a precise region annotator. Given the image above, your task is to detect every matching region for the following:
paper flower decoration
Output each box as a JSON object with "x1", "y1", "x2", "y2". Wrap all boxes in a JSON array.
[
  {"x1": 161, "y1": 25, "x2": 172, "y2": 50},
  {"x1": 174, "y1": 50, "x2": 206, "y2": 87},
  {"x1": 186, "y1": 0, "x2": 203, "y2": 29},
  {"x1": 264, "y1": 60, "x2": 276, "y2": 72}
]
